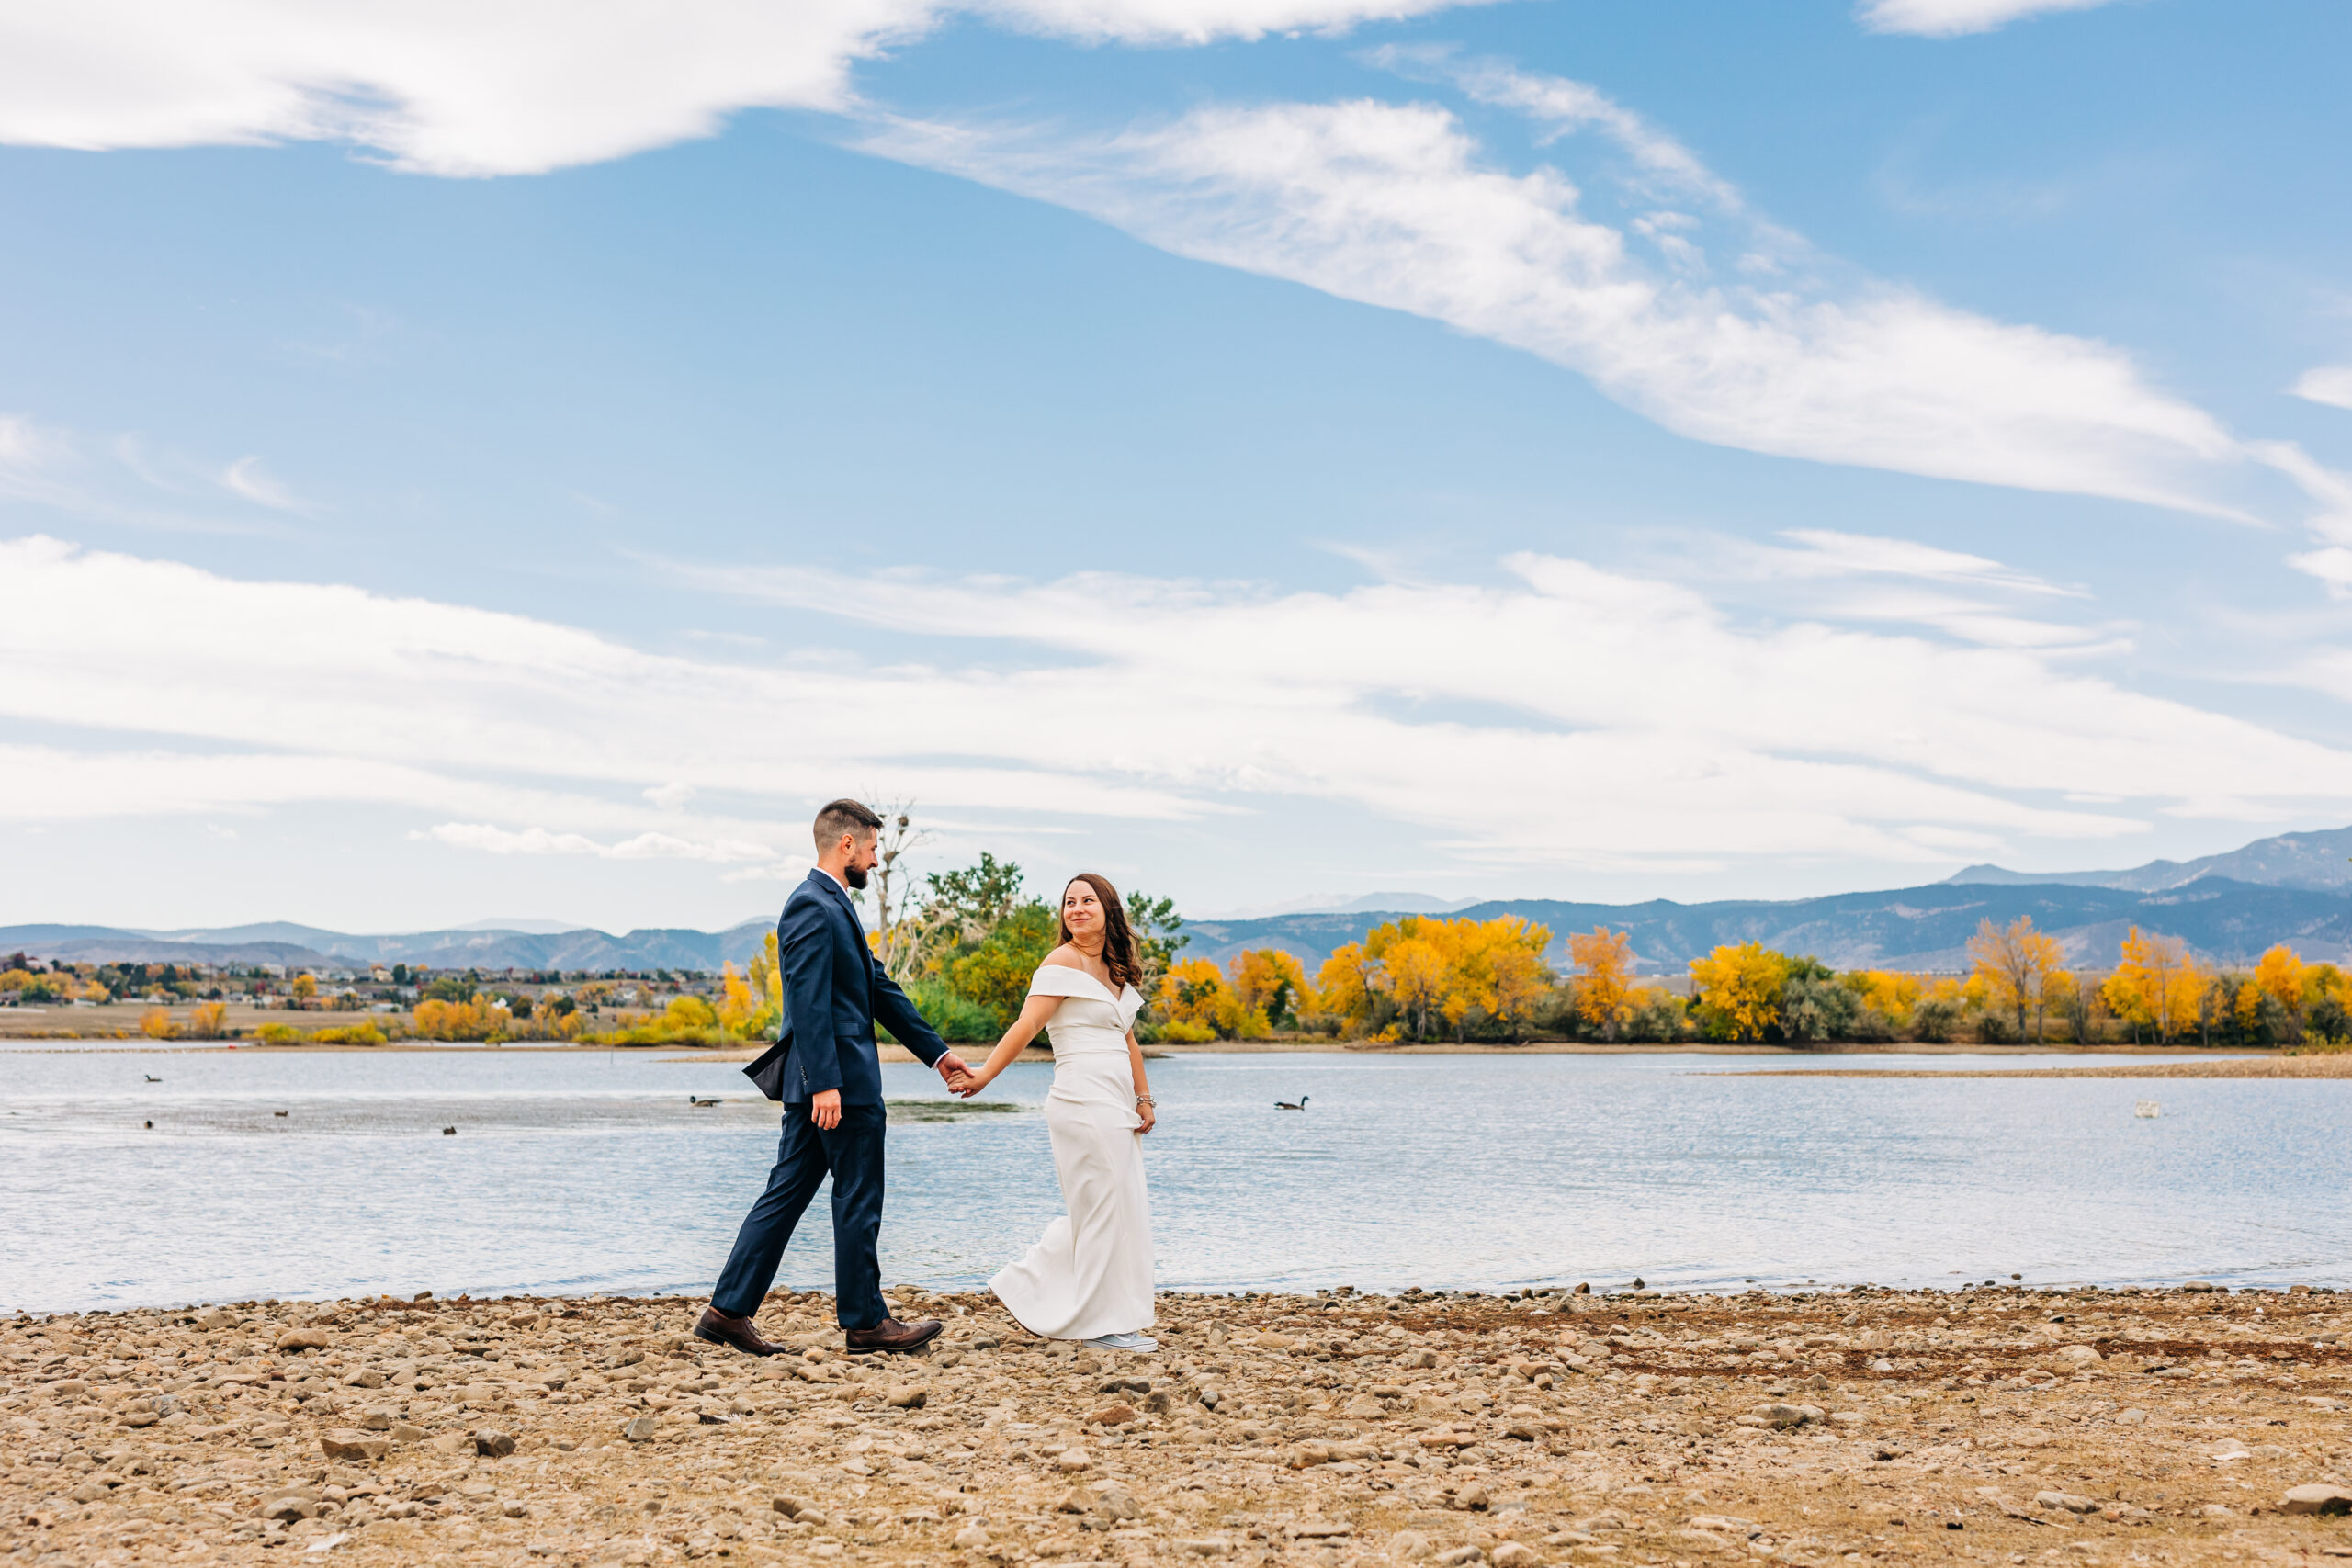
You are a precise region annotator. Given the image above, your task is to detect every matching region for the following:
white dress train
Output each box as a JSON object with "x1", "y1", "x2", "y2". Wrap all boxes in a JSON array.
[{"x1": 989, "y1": 964, "x2": 1155, "y2": 1341}]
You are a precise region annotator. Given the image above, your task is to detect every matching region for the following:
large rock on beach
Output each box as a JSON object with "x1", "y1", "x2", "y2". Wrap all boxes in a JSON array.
[{"x1": 318, "y1": 1428, "x2": 390, "y2": 1461}]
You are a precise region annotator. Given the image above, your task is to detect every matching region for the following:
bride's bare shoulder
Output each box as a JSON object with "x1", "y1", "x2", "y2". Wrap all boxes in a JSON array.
[{"x1": 1036, "y1": 944, "x2": 1087, "y2": 972}]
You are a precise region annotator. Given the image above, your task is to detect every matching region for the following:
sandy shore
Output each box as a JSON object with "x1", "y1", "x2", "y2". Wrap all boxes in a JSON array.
[{"x1": 6, "y1": 1283, "x2": 2348, "y2": 1568}]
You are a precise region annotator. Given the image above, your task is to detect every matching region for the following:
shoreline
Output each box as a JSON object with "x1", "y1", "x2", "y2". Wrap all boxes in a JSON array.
[
  {"x1": 6, "y1": 1283, "x2": 2346, "y2": 1568},
  {"x1": 0, "y1": 1035, "x2": 2299, "y2": 1062}
]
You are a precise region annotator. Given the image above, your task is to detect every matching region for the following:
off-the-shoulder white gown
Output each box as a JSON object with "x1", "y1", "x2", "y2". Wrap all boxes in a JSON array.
[{"x1": 989, "y1": 964, "x2": 1155, "y2": 1342}]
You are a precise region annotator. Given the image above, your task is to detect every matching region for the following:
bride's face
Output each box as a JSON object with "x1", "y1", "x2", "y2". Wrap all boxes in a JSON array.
[{"x1": 1063, "y1": 880, "x2": 1102, "y2": 940}]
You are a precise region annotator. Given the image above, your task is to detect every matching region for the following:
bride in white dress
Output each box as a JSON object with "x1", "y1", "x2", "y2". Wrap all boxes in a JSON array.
[{"x1": 956, "y1": 873, "x2": 1159, "y2": 1352}]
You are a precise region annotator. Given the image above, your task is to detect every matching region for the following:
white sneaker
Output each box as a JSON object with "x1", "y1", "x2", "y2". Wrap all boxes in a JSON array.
[{"x1": 1083, "y1": 1332, "x2": 1158, "y2": 1352}]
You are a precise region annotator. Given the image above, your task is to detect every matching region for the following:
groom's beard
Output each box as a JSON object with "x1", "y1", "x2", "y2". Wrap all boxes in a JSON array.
[{"x1": 843, "y1": 863, "x2": 870, "y2": 890}]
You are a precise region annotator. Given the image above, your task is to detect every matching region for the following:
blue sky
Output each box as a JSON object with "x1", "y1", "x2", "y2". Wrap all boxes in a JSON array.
[{"x1": 4, "y1": 0, "x2": 2352, "y2": 933}]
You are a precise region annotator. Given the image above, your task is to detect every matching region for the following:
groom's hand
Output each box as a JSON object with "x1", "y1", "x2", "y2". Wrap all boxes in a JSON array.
[{"x1": 809, "y1": 1089, "x2": 842, "y2": 1130}]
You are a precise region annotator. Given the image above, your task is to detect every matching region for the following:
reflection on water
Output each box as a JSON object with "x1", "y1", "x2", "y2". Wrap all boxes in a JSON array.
[{"x1": 3, "y1": 1046, "x2": 2345, "y2": 1311}]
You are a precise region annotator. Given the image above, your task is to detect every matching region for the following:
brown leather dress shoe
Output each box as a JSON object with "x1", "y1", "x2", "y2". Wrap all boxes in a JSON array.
[
  {"x1": 694, "y1": 1306, "x2": 782, "y2": 1357},
  {"x1": 843, "y1": 1316, "x2": 943, "y2": 1355}
]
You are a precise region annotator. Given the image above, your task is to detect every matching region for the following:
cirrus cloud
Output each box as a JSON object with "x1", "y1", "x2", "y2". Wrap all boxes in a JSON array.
[{"x1": 864, "y1": 74, "x2": 2299, "y2": 525}]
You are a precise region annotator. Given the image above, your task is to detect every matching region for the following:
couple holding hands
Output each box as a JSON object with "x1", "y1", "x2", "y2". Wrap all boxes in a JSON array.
[{"x1": 694, "y1": 799, "x2": 1160, "y2": 1360}]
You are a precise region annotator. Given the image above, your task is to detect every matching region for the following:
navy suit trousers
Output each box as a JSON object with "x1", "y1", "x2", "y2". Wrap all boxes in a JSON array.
[{"x1": 710, "y1": 1101, "x2": 888, "y2": 1329}]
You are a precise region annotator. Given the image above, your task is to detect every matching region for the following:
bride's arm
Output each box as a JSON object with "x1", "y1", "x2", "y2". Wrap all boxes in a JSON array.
[
  {"x1": 956, "y1": 993, "x2": 1060, "y2": 1096},
  {"x1": 1126, "y1": 1027, "x2": 1155, "y2": 1134}
]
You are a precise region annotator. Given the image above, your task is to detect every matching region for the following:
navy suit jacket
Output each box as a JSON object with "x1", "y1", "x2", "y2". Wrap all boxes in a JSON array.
[{"x1": 773, "y1": 869, "x2": 949, "y2": 1104}]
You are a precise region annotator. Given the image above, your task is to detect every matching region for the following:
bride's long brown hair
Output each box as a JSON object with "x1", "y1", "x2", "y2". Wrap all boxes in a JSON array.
[{"x1": 1059, "y1": 873, "x2": 1142, "y2": 993}]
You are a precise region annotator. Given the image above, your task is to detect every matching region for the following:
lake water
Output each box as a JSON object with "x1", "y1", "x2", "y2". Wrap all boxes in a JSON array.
[{"x1": 4, "y1": 1045, "x2": 2346, "y2": 1314}]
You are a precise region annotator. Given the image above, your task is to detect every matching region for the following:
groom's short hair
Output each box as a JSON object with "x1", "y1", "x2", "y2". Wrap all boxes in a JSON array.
[{"x1": 813, "y1": 797, "x2": 883, "y2": 850}]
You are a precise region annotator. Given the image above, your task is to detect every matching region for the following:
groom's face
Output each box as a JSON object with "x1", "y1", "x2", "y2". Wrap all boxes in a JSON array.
[{"x1": 842, "y1": 830, "x2": 880, "y2": 890}]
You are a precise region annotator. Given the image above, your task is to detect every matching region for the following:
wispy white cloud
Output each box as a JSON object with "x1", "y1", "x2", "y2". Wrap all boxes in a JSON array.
[
  {"x1": 0, "y1": 0, "x2": 1484, "y2": 178},
  {"x1": 696, "y1": 548, "x2": 2342, "y2": 848},
  {"x1": 2292, "y1": 365, "x2": 2352, "y2": 412},
  {"x1": 1662, "y1": 528, "x2": 2118, "y2": 653},
  {"x1": 1857, "y1": 0, "x2": 2125, "y2": 39},
  {"x1": 415, "y1": 822, "x2": 773, "y2": 861},
  {"x1": 1753, "y1": 529, "x2": 2086, "y2": 598},
  {"x1": 12, "y1": 534, "x2": 2352, "y2": 883},
  {"x1": 0, "y1": 413, "x2": 305, "y2": 536},
  {"x1": 2256, "y1": 440, "x2": 2352, "y2": 594},
  {"x1": 1371, "y1": 45, "x2": 1740, "y2": 212},
  {"x1": 864, "y1": 78, "x2": 2281, "y2": 523},
  {"x1": 220, "y1": 456, "x2": 304, "y2": 512}
]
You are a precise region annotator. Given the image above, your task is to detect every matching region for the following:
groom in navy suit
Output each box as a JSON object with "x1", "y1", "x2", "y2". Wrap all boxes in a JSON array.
[{"x1": 697, "y1": 798, "x2": 972, "y2": 1357}]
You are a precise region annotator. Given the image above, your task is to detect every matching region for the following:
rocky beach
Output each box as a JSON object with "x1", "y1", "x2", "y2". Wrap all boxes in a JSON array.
[{"x1": 6, "y1": 1283, "x2": 2348, "y2": 1568}]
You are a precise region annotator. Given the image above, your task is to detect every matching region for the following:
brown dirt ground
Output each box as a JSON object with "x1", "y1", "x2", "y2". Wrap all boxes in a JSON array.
[{"x1": 6, "y1": 1283, "x2": 2348, "y2": 1568}]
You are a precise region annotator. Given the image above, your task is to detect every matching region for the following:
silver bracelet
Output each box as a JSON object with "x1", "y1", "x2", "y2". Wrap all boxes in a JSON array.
[{"x1": 1136, "y1": 1094, "x2": 1155, "y2": 1106}]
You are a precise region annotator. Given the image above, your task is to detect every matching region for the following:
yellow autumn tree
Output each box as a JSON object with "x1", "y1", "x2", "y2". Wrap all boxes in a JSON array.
[
  {"x1": 1567, "y1": 927, "x2": 1636, "y2": 1039},
  {"x1": 748, "y1": 931, "x2": 784, "y2": 1014},
  {"x1": 1483, "y1": 922, "x2": 1555, "y2": 1043},
  {"x1": 1228, "y1": 949, "x2": 1309, "y2": 1032},
  {"x1": 1308, "y1": 916, "x2": 1552, "y2": 1042},
  {"x1": 2251, "y1": 944, "x2": 2307, "y2": 1041},
  {"x1": 1967, "y1": 915, "x2": 2068, "y2": 1043},
  {"x1": 2312, "y1": 964, "x2": 2352, "y2": 1043},
  {"x1": 290, "y1": 973, "x2": 319, "y2": 1005},
  {"x1": 188, "y1": 1001, "x2": 229, "y2": 1040},
  {"x1": 1314, "y1": 942, "x2": 1376, "y2": 1032},
  {"x1": 140, "y1": 1007, "x2": 177, "y2": 1040},
  {"x1": 2101, "y1": 927, "x2": 2203, "y2": 1044},
  {"x1": 413, "y1": 998, "x2": 504, "y2": 1042},
  {"x1": 717, "y1": 962, "x2": 762, "y2": 1037},
  {"x1": 1843, "y1": 970, "x2": 1922, "y2": 1028},
  {"x1": 1156, "y1": 957, "x2": 1246, "y2": 1042},
  {"x1": 1384, "y1": 936, "x2": 1448, "y2": 1039},
  {"x1": 2042, "y1": 969, "x2": 2082, "y2": 1041},
  {"x1": 1689, "y1": 942, "x2": 1791, "y2": 1042}
]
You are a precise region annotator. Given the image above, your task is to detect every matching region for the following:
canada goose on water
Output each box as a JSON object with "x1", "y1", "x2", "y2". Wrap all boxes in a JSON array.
[
  {"x1": 442, "y1": 1126, "x2": 457, "y2": 1135},
  {"x1": 689, "y1": 1096, "x2": 722, "y2": 1108},
  {"x1": 144, "y1": 1075, "x2": 162, "y2": 1083},
  {"x1": 273, "y1": 1110, "x2": 288, "y2": 1117},
  {"x1": 1275, "y1": 1095, "x2": 1309, "y2": 1111}
]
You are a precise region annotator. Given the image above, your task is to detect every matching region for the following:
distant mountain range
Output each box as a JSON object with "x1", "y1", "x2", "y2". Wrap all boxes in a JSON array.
[
  {"x1": 1193, "y1": 890, "x2": 1486, "y2": 919},
  {"x1": 0, "y1": 919, "x2": 775, "y2": 975},
  {"x1": 8, "y1": 824, "x2": 2349, "y2": 978},
  {"x1": 1945, "y1": 825, "x2": 2352, "y2": 894},
  {"x1": 1184, "y1": 877, "x2": 2352, "y2": 975}
]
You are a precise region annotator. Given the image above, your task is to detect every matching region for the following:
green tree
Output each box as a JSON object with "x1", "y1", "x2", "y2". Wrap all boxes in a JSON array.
[
  {"x1": 1125, "y1": 890, "x2": 1188, "y2": 1000},
  {"x1": 424, "y1": 973, "x2": 477, "y2": 1003},
  {"x1": 944, "y1": 903, "x2": 1058, "y2": 1030},
  {"x1": 922, "y1": 853, "x2": 1028, "y2": 943},
  {"x1": 1780, "y1": 958, "x2": 1860, "y2": 1044}
]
